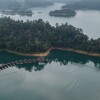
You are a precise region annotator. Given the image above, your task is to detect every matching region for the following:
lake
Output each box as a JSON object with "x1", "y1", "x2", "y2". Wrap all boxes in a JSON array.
[
  {"x1": 0, "y1": 50, "x2": 100, "y2": 100},
  {"x1": 0, "y1": 3, "x2": 100, "y2": 39},
  {"x1": 0, "y1": 3, "x2": 100, "y2": 100}
]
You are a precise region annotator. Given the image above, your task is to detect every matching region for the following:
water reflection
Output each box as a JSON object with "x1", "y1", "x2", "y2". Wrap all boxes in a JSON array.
[
  {"x1": 0, "y1": 50, "x2": 100, "y2": 100},
  {"x1": 0, "y1": 50, "x2": 100, "y2": 72},
  {"x1": 17, "y1": 63, "x2": 45, "y2": 72}
]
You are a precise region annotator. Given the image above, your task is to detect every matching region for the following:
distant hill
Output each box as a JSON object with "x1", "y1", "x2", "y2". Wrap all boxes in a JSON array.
[
  {"x1": 24, "y1": 0, "x2": 53, "y2": 8},
  {"x1": 0, "y1": 0, "x2": 53, "y2": 9},
  {"x1": 62, "y1": 0, "x2": 100, "y2": 10}
]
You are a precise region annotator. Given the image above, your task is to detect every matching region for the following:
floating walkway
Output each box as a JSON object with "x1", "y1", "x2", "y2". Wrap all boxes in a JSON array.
[{"x1": 0, "y1": 58, "x2": 48, "y2": 70}]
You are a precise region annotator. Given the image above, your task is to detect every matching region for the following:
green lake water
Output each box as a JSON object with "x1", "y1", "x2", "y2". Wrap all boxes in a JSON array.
[{"x1": 0, "y1": 50, "x2": 100, "y2": 100}]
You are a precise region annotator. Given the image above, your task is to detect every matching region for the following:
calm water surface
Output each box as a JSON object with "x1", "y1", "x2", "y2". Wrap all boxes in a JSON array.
[
  {"x1": 0, "y1": 3, "x2": 100, "y2": 100},
  {"x1": 0, "y1": 3, "x2": 100, "y2": 39},
  {"x1": 0, "y1": 50, "x2": 100, "y2": 100}
]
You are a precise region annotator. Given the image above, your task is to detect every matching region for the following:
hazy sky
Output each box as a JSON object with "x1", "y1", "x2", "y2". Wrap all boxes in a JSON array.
[
  {"x1": 0, "y1": 0, "x2": 98, "y2": 5},
  {"x1": 0, "y1": 0, "x2": 80, "y2": 3}
]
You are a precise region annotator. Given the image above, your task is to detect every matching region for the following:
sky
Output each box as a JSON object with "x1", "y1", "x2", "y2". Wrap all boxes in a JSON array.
[
  {"x1": 0, "y1": 0, "x2": 98, "y2": 6},
  {"x1": 0, "y1": 0, "x2": 80, "y2": 3}
]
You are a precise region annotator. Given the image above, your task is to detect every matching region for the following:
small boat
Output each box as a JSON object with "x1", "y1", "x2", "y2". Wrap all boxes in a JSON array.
[
  {"x1": 24, "y1": 60, "x2": 29, "y2": 63},
  {"x1": 38, "y1": 62, "x2": 45, "y2": 66},
  {"x1": 28, "y1": 59, "x2": 33, "y2": 63},
  {"x1": 37, "y1": 57, "x2": 45, "y2": 62}
]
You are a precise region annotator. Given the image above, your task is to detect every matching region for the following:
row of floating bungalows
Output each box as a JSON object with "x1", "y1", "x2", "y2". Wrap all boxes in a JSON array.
[
  {"x1": 0, "y1": 58, "x2": 48, "y2": 70},
  {"x1": 0, "y1": 59, "x2": 37, "y2": 70}
]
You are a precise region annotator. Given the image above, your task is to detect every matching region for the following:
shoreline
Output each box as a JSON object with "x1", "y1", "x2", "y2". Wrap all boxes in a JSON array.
[
  {"x1": 0, "y1": 49, "x2": 50, "y2": 57},
  {"x1": 0, "y1": 48, "x2": 100, "y2": 57},
  {"x1": 53, "y1": 48, "x2": 100, "y2": 57}
]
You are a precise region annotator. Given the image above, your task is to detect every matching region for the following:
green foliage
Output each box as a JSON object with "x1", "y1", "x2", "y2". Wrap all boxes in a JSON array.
[
  {"x1": 49, "y1": 9, "x2": 76, "y2": 17},
  {"x1": 0, "y1": 17, "x2": 100, "y2": 53}
]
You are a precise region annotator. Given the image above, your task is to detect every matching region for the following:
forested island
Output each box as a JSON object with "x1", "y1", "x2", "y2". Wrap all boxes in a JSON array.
[
  {"x1": 49, "y1": 9, "x2": 76, "y2": 17},
  {"x1": 1, "y1": 9, "x2": 33, "y2": 16},
  {"x1": 0, "y1": 17, "x2": 100, "y2": 57},
  {"x1": 62, "y1": 0, "x2": 100, "y2": 10}
]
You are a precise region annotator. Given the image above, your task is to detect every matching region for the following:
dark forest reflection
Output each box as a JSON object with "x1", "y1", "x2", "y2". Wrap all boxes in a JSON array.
[
  {"x1": 0, "y1": 50, "x2": 100, "y2": 72},
  {"x1": 47, "y1": 50, "x2": 100, "y2": 69}
]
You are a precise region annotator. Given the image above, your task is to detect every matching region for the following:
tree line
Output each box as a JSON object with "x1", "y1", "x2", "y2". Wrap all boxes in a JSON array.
[
  {"x1": 0, "y1": 17, "x2": 100, "y2": 53},
  {"x1": 49, "y1": 9, "x2": 76, "y2": 17}
]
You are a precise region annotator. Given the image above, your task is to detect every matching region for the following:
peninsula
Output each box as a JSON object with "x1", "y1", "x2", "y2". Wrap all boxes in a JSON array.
[{"x1": 0, "y1": 17, "x2": 100, "y2": 57}]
